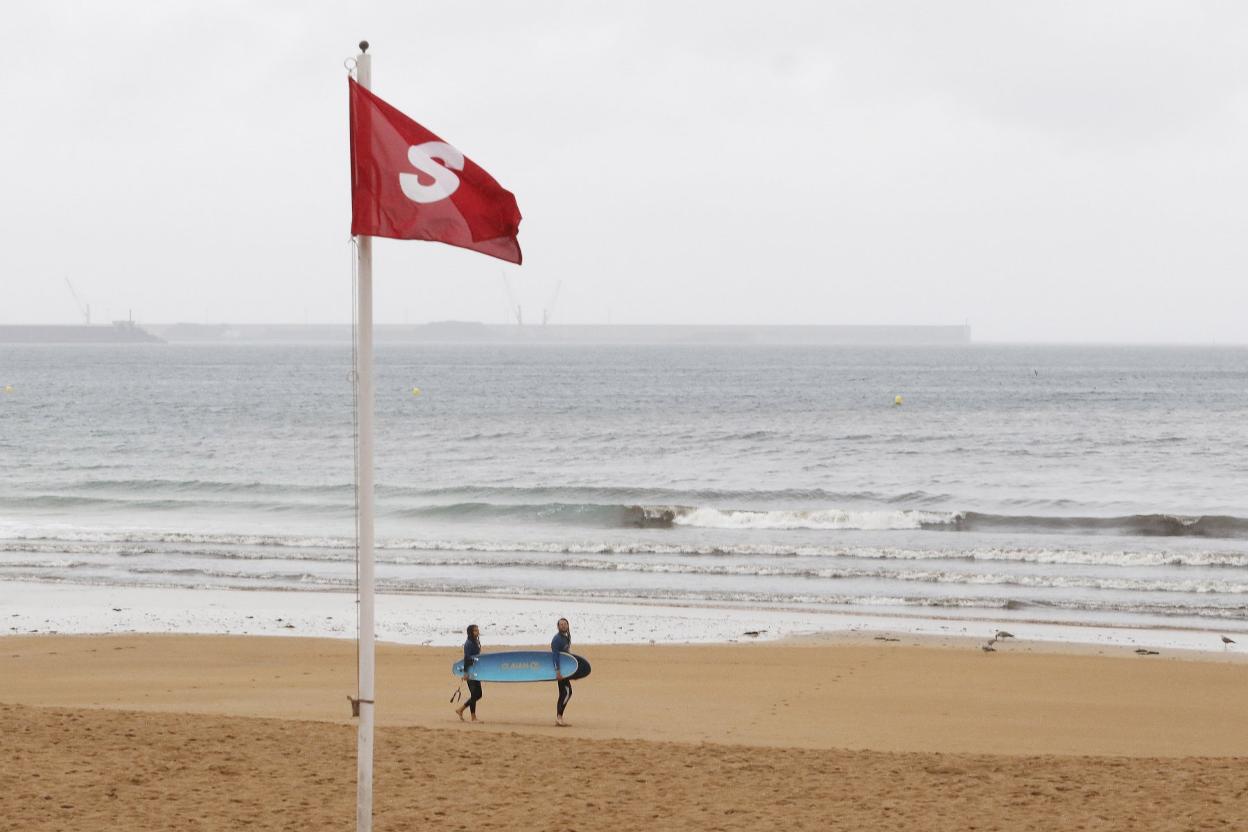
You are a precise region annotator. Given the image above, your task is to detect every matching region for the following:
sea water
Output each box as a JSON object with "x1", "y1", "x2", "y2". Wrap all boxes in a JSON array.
[{"x1": 1, "y1": 342, "x2": 1246, "y2": 636}]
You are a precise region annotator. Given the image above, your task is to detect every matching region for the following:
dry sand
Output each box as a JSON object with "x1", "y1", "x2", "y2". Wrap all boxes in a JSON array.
[{"x1": 2, "y1": 634, "x2": 1246, "y2": 830}]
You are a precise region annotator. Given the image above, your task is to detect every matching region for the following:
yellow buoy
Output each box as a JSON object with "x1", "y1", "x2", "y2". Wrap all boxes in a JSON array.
[
  {"x1": 894, "y1": 395, "x2": 903, "y2": 406},
  {"x1": 411, "y1": 387, "x2": 422, "y2": 396}
]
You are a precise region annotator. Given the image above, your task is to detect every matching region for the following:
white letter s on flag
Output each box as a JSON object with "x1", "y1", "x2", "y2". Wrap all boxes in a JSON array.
[{"x1": 400, "y1": 141, "x2": 464, "y2": 204}]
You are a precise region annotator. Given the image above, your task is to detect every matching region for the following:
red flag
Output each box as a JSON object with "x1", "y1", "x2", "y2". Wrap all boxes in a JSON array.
[{"x1": 349, "y1": 78, "x2": 522, "y2": 264}]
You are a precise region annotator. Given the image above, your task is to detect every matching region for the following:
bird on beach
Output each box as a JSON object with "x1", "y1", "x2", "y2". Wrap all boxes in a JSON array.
[
  {"x1": 978, "y1": 631, "x2": 1013, "y2": 653},
  {"x1": 1221, "y1": 635, "x2": 1236, "y2": 649}
]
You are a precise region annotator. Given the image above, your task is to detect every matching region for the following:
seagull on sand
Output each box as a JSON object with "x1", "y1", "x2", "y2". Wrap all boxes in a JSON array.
[
  {"x1": 1222, "y1": 635, "x2": 1236, "y2": 649},
  {"x1": 981, "y1": 641, "x2": 996, "y2": 652},
  {"x1": 995, "y1": 631, "x2": 1015, "y2": 640}
]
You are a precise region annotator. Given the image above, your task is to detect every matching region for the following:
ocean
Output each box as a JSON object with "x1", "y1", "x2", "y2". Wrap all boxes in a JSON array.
[{"x1": 2, "y1": 342, "x2": 1246, "y2": 637}]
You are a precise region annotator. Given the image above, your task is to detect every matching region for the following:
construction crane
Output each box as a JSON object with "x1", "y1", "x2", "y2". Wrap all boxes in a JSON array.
[
  {"x1": 64, "y1": 278, "x2": 90, "y2": 325},
  {"x1": 541, "y1": 281, "x2": 562, "y2": 326},
  {"x1": 501, "y1": 273, "x2": 523, "y2": 325}
]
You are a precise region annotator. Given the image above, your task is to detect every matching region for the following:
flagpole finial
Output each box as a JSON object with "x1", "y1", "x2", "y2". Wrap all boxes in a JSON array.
[{"x1": 359, "y1": 40, "x2": 369, "y2": 53}]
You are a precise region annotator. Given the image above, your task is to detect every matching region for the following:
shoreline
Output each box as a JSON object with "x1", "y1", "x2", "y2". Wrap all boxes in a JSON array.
[{"x1": 2, "y1": 579, "x2": 1244, "y2": 660}]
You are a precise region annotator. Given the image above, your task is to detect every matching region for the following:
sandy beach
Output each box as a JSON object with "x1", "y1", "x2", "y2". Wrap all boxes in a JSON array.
[
  {"x1": 8, "y1": 3, "x2": 1248, "y2": 830},
  {"x1": 2, "y1": 633, "x2": 1246, "y2": 830}
]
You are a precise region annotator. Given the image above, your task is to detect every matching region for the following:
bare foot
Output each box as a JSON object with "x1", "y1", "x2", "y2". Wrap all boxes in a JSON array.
[
  {"x1": 556, "y1": 718, "x2": 570, "y2": 727},
  {"x1": 470, "y1": 715, "x2": 481, "y2": 723},
  {"x1": 455, "y1": 706, "x2": 466, "y2": 722}
]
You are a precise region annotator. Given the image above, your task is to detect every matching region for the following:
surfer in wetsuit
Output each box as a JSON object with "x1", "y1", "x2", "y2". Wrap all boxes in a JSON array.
[
  {"x1": 552, "y1": 617, "x2": 573, "y2": 726},
  {"x1": 456, "y1": 624, "x2": 483, "y2": 722}
]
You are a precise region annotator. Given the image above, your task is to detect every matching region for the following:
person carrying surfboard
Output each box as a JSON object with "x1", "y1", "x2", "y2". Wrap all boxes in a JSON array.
[
  {"x1": 552, "y1": 617, "x2": 573, "y2": 726},
  {"x1": 456, "y1": 624, "x2": 484, "y2": 722}
]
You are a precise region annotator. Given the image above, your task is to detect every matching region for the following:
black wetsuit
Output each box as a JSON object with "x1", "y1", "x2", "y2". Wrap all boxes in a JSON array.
[
  {"x1": 462, "y1": 638, "x2": 483, "y2": 715},
  {"x1": 552, "y1": 631, "x2": 572, "y2": 717}
]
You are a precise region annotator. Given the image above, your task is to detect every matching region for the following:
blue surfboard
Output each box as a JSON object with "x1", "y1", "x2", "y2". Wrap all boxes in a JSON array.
[{"x1": 453, "y1": 650, "x2": 578, "y2": 682}]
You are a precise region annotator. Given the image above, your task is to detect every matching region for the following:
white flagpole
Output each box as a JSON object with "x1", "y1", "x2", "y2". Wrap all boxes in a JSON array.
[{"x1": 353, "y1": 40, "x2": 377, "y2": 832}]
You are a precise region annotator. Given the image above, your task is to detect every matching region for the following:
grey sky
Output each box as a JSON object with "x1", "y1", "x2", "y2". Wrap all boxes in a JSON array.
[{"x1": 3, "y1": 1, "x2": 1247, "y2": 342}]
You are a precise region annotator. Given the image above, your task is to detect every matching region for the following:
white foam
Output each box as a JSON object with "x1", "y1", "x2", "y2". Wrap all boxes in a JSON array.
[
  {"x1": 5, "y1": 530, "x2": 1248, "y2": 569},
  {"x1": 0, "y1": 580, "x2": 1242, "y2": 653},
  {"x1": 670, "y1": 506, "x2": 956, "y2": 531}
]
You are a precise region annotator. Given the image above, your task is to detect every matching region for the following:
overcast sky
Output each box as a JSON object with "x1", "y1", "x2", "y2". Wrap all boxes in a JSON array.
[{"x1": 3, "y1": 1, "x2": 1247, "y2": 342}]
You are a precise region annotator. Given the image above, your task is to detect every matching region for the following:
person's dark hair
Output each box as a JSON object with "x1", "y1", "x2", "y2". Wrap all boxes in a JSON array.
[{"x1": 467, "y1": 623, "x2": 479, "y2": 637}]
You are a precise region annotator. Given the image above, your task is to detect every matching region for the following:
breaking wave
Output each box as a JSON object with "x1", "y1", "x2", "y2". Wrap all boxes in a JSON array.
[
  {"x1": 628, "y1": 506, "x2": 1248, "y2": 539},
  {"x1": 7, "y1": 481, "x2": 1248, "y2": 540},
  {"x1": 647, "y1": 506, "x2": 955, "y2": 530}
]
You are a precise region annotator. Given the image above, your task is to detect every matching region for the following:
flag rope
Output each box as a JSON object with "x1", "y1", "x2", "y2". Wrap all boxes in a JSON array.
[{"x1": 349, "y1": 235, "x2": 361, "y2": 703}]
